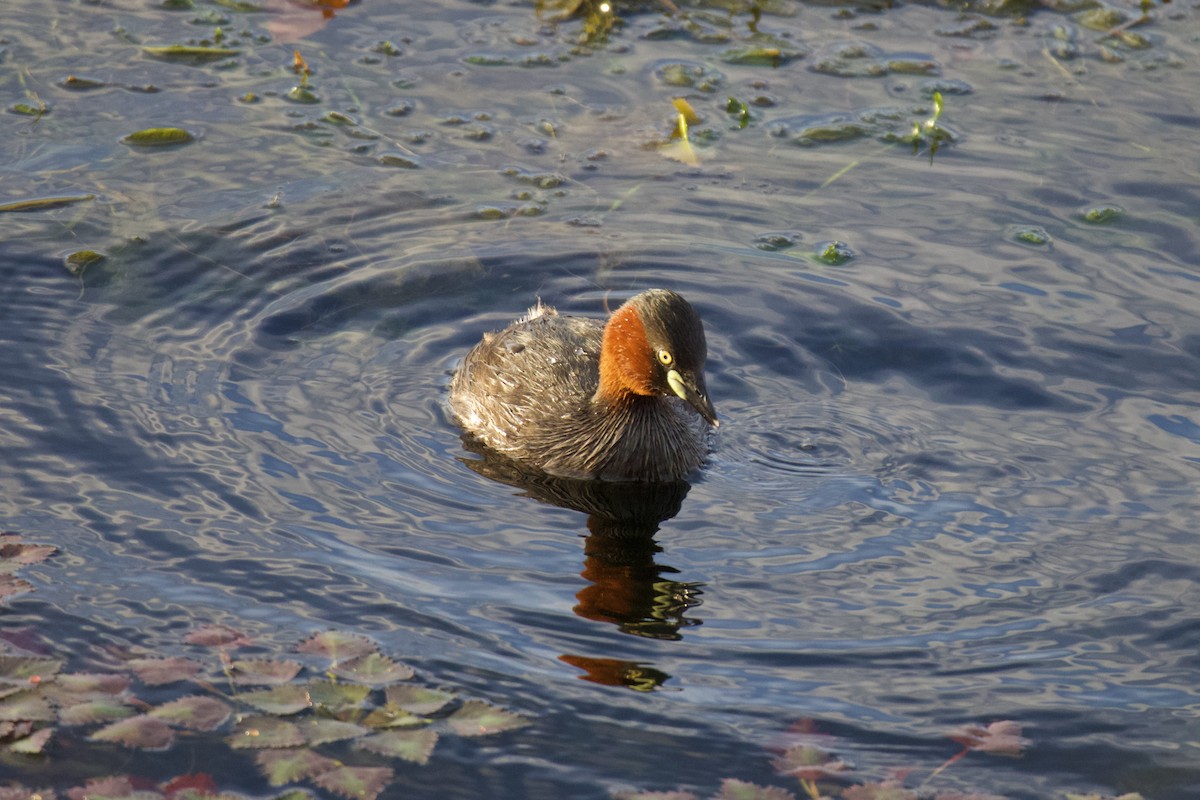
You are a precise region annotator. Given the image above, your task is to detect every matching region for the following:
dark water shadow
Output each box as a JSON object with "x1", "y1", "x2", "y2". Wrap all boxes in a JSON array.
[{"x1": 458, "y1": 437, "x2": 704, "y2": 690}]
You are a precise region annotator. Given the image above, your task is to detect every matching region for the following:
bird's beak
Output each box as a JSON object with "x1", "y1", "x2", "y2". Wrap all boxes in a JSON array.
[{"x1": 667, "y1": 369, "x2": 719, "y2": 428}]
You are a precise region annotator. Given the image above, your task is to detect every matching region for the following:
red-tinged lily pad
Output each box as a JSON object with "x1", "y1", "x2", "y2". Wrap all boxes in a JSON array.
[
  {"x1": 8, "y1": 726, "x2": 52, "y2": 754},
  {"x1": 772, "y1": 744, "x2": 850, "y2": 780},
  {"x1": 229, "y1": 716, "x2": 305, "y2": 749},
  {"x1": 90, "y1": 714, "x2": 175, "y2": 750},
  {"x1": 58, "y1": 698, "x2": 135, "y2": 726},
  {"x1": 256, "y1": 747, "x2": 340, "y2": 786},
  {"x1": 129, "y1": 656, "x2": 203, "y2": 685},
  {"x1": 948, "y1": 720, "x2": 1030, "y2": 756},
  {"x1": 296, "y1": 631, "x2": 377, "y2": 661},
  {"x1": 0, "y1": 656, "x2": 62, "y2": 685},
  {"x1": 443, "y1": 700, "x2": 530, "y2": 737},
  {"x1": 53, "y1": 672, "x2": 131, "y2": 695},
  {"x1": 0, "y1": 576, "x2": 34, "y2": 602},
  {"x1": 0, "y1": 537, "x2": 57, "y2": 571},
  {"x1": 67, "y1": 776, "x2": 136, "y2": 799},
  {"x1": 928, "y1": 791, "x2": 1008, "y2": 800},
  {"x1": 311, "y1": 765, "x2": 393, "y2": 800},
  {"x1": 185, "y1": 624, "x2": 250, "y2": 648},
  {"x1": 148, "y1": 695, "x2": 232, "y2": 731},
  {"x1": 715, "y1": 778, "x2": 798, "y2": 800},
  {"x1": 0, "y1": 692, "x2": 56, "y2": 721},
  {"x1": 356, "y1": 728, "x2": 438, "y2": 765},
  {"x1": 307, "y1": 680, "x2": 371, "y2": 711},
  {"x1": 384, "y1": 685, "x2": 454, "y2": 715},
  {"x1": 361, "y1": 704, "x2": 427, "y2": 729},
  {"x1": 299, "y1": 717, "x2": 368, "y2": 746},
  {"x1": 329, "y1": 652, "x2": 413, "y2": 687},
  {"x1": 843, "y1": 781, "x2": 918, "y2": 800},
  {"x1": 162, "y1": 774, "x2": 219, "y2": 797},
  {"x1": 0, "y1": 720, "x2": 33, "y2": 739},
  {"x1": 230, "y1": 657, "x2": 302, "y2": 685},
  {"x1": 240, "y1": 684, "x2": 312, "y2": 715}
]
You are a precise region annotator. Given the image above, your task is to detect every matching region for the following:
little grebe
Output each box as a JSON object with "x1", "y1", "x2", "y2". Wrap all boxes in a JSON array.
[{"x1": 449, "y1": 289, "x2": 718, "y2": 482}]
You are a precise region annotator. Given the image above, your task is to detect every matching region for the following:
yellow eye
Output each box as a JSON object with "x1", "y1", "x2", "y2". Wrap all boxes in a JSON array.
[{"x1": 657, "y1": 349, "x2": 673, "y2": 366}]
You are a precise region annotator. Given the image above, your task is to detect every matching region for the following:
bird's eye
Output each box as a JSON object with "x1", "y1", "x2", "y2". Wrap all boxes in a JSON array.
[{"x1": 657, "y1": 349, "x2": 673, "y2": 366}]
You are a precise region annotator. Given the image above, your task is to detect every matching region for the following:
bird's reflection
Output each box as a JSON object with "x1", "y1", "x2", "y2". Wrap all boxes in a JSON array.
[{"x1": 460, "y1": 442, "x2": 705, "y2": 689}]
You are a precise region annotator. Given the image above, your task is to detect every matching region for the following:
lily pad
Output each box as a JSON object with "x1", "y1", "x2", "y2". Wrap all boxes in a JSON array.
[
  {"x1": 311, "y1": 765, "x2": 393, "y2": 800},
  {"x1": 299, "y1": 717, "x2": 369, "y2": 745},
  {"x1": 185, "y1": 624, "x2": 250, "y2": 648},
  {"x1": 0, "y1": 656, "x2": 61, "y2": 685},
  {"x1": 443, "y1": 700, "x2": 530, "y2": 737},
  {"x1": 384, "y1": 685, "x2": 454, "y2": 716},
  {"x1": 58, "y1": 698, "x2": 135, "y2": 726},
  {"x1": 8, "y1": 727, "x2": 52, "y2": 755},
  {"x1": 256, "y1": 747, "x2": 340, "y2": 786},
  {"x1": 0, "y1": 692, "x2": 55, "y2": 721},
  {"x1": 240, "y1": 684, "x2": 313, "y2": 715},
  {"x1": 128, "y1": 656, "x2": 203, "y2": 685},
  {"x1": 356, "y1": 728, "x2": 438, "y2": 765},
  {"x1": 714, "y1": 778, "x2": 797, "y2": 800},
  {"x1": 148, "y1": 695, "x2": 233, "y2": 731},
  {"x1": 229, "y1": 716, "x2": 305, "y2": 749},
  {"x1": 360, "y1": 704, "x2": 427, "y2": 729},
  {"x1": 296, "y1": 631, "x2": 377, "y2": 661},
  {"x1": 230, "y1": 658, "x2": 302, "y2": 685},
  {"x1": 307, "y1": 680, "x2": 371, "y2": 711},
  {"x1": 90, "y1": 714, "x2": 175, "y2": 750},
  {"x1": 52, "y1": 672, "x2": 130, "y2": 695},
  {"x1": 330, "y1": 653, "x2": 414, "y2": 687}
]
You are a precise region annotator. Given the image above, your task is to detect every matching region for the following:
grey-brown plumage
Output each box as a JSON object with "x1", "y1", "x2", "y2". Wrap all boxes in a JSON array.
[{"x1": 449, "y1": 289, "x2": 717, "y2": 482}]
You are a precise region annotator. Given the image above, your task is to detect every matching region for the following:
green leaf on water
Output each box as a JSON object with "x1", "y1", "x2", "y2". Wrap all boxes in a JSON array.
[
  {"x1": 148, "y1": 695, "x2": 233, "y2": 731},
  {"x1": 256, "y1": 747, "x2": 340, "y2": 786},
  {"x1": 356, "y1": 728, "x2": 438, "y2": 765},
  {"x1": 0, "y1": 656, "x2": 62, "y2": 685},
  {"x1": 142, "y1": 45, "x2": 241, "y2": 62},
  {"x1": 241, "y1": 684, "x2": 312, "y2": 715},
  {"x1": 63, "y1": 249, "x2": 106, "y2": 276},
  {"x1": 57, "y1": 698, "x2": 135, "y2": 726},
  {"x1": 311, "y1": 765, "x2": 393, "y2": 800},
  {"x1": 230, "y1": 658, "x2": 303, "y2": 685},
  {"x1": 299, "y1": 717, "x2": 369, "y2": 746},
  {"x1": 122, "y1": 127, "x2": 195, "y2": 147},
  {"x1": 0, "y1": 692, "x2": 55, "y2": 721},
  {"x1": 128, "y1": 656, "x2": 203, "y2": 685},
  {"x1": 444, "y1": 700, "x2": 530, "y2": 737},
  {"x1": 715, "y1": 778, "x2": 798, "y2": 800},
  {"x1": 186, "y1": 624, "x2": 251, "y2": 648},
  {"x1": 296, "y1": 631, "x2": 377, "y2": 661},
  {"x1": 8, "y1": 726, "x2": 52, "y2": 755},
  {"x1": 361, "y1": 704, "x2": 428, "y2": 729},
  {"x1": 9, "y1": 103, "x2": 45, "y2": 116},
  {"x1": 307, "y1": 680, "x2": 371, "y2": 712},
  {"x1": 52, "y1": 672, "x2": 130, "y2": 695},
  {"x1": 229, "y1": 716, "x2": 305, "y2": 749},
  {"x1": 90, "y1": 714, "x2": 175, "y2": 750},
  {"x1": 384, "y1": 685, "x2": 454, "y2": 716},
  {"x1": 0, "y1": 195, "x2": 94, "y2": 214},
  {"x1": 330, "y1": 653, "x2": 414, "y2": 687}
]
